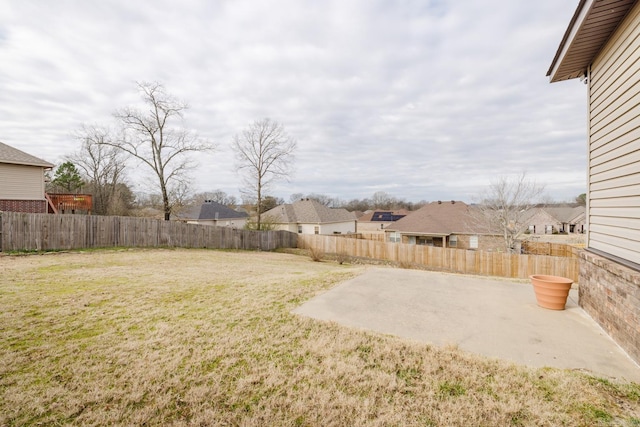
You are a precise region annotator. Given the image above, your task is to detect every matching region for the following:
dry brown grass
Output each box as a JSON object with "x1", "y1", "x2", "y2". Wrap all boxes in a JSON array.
[{"x1": 1, "y1": 248, "x2": 639, "y2": 426}]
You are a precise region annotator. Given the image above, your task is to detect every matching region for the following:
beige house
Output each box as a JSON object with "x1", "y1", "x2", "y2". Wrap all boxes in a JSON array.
[
  {"x1": 548, "y1": 0, "x2": 640, "y2": 363},
  {"x1": 384, "y1": 201, "x2": 503, "y2": 251},
  {"x1": 0, "y1": 142, "x2": 53, "y2": 213},
  {"x1": 263, "y1": 198, "x2": 356, "y2": 235}
]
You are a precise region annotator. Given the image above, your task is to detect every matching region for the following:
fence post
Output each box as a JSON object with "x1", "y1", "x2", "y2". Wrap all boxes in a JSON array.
[{"x1": 0, "y1": 211, "x2": 3, "y2": 252}]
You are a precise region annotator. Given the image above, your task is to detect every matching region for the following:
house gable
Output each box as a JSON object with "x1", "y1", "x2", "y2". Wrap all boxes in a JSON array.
[{"x1": 0, "y1": 142, "x2": 53, "y2": 202}]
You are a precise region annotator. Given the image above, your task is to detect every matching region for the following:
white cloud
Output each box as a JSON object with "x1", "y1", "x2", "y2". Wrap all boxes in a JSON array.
[{"x1": 0, "y1": 0, "x2": 586, "y2": 204}]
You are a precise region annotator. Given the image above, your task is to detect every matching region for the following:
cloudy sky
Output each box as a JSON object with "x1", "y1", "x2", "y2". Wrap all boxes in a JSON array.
[{"x1": 0, "y1": 0, "x2": 587, "y2": 204}]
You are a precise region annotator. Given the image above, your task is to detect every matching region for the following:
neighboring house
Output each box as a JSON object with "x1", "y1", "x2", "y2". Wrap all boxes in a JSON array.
[
  {"x1": 384, "y1": 201, "x2": 503, "y2": 251},
  {"x1": 178, "y1": 200, "x2": 248, "y2": 228},
  {"x1": 0, "y1": 142, "x2": 54, "y2": 213},
  {"x1": 357, "y1": 209, "x2": 408, "y2": 232},
  {"x1": 525, "y1": 206, "x2": 586, "y2": 235},
  {"x1": 263, "y1": 198, "x2": 356, "y2": 235},
  {"x1": 548, "y1": 0, "x2": 640, "y2": 363}
]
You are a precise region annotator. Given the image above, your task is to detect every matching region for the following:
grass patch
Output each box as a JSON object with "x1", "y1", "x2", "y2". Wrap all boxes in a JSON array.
[{"x1": 0, "y1": 248, "x2": 639, "y2": 426}]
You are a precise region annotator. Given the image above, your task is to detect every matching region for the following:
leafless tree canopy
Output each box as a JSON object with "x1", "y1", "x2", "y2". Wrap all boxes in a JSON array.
[
  {"x1": 103, "y1": 81, "x2": 214, "y2": 220},
  {"x1": 470, "y1": 173, "x2": 546, "y2": 253},
  {"x1": 68, "y1": 125, "x2": 131, "y2": 215},
  {"x1": 232, "y1": 118, "x2": 296, "y2": 230}
]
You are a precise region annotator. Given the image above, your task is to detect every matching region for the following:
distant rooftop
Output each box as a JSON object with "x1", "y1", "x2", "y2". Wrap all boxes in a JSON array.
[
  {"x1": 179, "y1": 200, "x2": 248, "y2": 220},
  {"x1": 359, "y1": 210, "x2": 408, "y2": 222},
  {"x1": 264, "y1": 198, "x2": 356, "y2": 223}
]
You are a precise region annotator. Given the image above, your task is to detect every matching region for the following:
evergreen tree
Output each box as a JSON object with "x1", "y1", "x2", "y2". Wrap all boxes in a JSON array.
[{"x1": 52, "y1": 161, "x2": 84, "y2": 192}]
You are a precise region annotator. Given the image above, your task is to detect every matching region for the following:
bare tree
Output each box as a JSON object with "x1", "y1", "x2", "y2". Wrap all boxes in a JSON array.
[
  {"x1": 371, "y1": 191, "x2": 397, "y2": 209},
  {"x1": 103, "y1": 81, "x2": 214, "y2": 220},
  {"x1": 470, "y1": 173, "x2": 546, "y2": 253},
  {"x1": 190, "y1": 189, "x2": 238, "y2": 207},
  {"x1": 232, "y1": 118, "x2": 296, "y2": 230},
  {"x1": 68, "y1": 125, "x2": 130, "y2": 215}
]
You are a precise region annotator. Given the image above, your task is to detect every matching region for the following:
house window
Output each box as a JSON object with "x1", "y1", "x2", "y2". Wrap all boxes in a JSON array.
[
  {"x1": 449, "y1": 235, "x2": 457, "y2": 248},
  {"x1": 529, "y1": 225, "x2": 535, "y2": 233},
  {"x1": 545, "y1": 225, "x2": 553, "y2": 234},
  {"x1": 389, "y1": 232, "x2": 401, "y2": 243},
  {"x1": 417, "y1": 237, "x2": 433, "y2": 246},
  {"x1": 298, "y1": 225, "x2": 302, "y2": 233},
  {"x1": 470, "y1": 235, "x2": 478, "y2": 249},
  {"x1": 314, "y1": 226, "x2": 319, "y2": 235}
]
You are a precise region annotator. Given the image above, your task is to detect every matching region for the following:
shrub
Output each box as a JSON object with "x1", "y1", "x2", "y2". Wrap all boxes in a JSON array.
[
  {"x1": 336, "y1": 252, "x2": 350, "y2": 265},
  {"x1": 308, "y1": 246, "x2": 324, "y2": 262}
]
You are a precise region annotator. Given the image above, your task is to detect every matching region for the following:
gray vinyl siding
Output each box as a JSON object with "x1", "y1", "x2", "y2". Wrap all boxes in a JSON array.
[
  {"x1": 0, "y1": 163, "x2": 46, "y2": 200},
  {"x1": 588, "y1": 2, "x2": 640, "y2": 265}
]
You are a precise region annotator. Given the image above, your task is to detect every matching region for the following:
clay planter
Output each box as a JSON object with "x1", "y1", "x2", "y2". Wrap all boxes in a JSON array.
[{"x1": 529, "y1": 274, "x2": 574, "y2": 310}]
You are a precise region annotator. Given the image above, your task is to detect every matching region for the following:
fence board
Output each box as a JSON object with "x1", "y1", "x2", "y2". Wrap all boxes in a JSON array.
[
  {"x1": 0, "y1": 212, "x2": 297, "y2": 252},
  {"x1": 298, "y1": 234, "x2": 580, "y2": 282}
]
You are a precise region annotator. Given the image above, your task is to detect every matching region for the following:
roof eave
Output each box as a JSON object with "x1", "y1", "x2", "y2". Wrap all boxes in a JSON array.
[
  {"x1": 547, "y1": 0, "x2": 638, "y2": 83},
  {"x1": 1, "y1": 159, "x2": 54, "y2": 168},
  {"x1": 547, "y1": 0, "x2": 593, "y2": 82}
]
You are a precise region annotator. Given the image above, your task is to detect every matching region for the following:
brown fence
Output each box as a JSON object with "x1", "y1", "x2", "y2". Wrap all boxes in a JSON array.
[
  {"x1": 0, "y1": 212, "x2": 297, "y2": 252},
  {"x1": 298, "y1": 234, "x2": 580, "y2": 282},
  {"x1": 522, "y1": 241, "x2": 583, "y2": 257}
]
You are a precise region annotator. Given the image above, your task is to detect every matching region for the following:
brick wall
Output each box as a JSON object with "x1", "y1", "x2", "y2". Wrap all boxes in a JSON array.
[
  {"x1": 579, "y1": 250, "x2": 640, "y2": 364},
  {"x1": 0, "y1": 199, "x2": 48, "y2": 213}
]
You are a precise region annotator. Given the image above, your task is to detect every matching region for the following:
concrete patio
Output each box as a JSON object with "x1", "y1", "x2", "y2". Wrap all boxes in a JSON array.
[{"x1": 293, "y1": 267, "x2": 640, "y2": 382}]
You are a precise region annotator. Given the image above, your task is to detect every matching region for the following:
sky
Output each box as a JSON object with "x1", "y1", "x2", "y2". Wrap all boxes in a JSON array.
[{"x1": 0, "y1": 0, "x2": 588, "y2": 205}]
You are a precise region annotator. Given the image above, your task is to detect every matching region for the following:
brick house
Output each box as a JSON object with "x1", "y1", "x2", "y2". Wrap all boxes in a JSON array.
[
  {"x1": 548, "y1": 0, "x2": 640, "y2": 364},
  {"x1": 0, "y1": 142, "x2": 54, "y2": 213},
  {"x1": 384, "y1": 201, "x2": 503, "y2": 251}
]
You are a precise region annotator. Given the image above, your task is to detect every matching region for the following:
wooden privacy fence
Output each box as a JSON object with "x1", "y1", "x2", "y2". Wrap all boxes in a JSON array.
[
  {"x1": 298, "y1": 234, "x2": 580, "y2": 282},
  {"x1": 522, "y1": 240, "x2": 583, "y2": 257},
  {"x1": 0, "y1": 212, "x2": 297, "y2": 252}
]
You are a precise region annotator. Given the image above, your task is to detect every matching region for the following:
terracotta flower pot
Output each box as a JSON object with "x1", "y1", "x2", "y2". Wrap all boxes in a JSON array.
[{"x1": 529, "y1": 274, "x2": 573, "y2": 310}]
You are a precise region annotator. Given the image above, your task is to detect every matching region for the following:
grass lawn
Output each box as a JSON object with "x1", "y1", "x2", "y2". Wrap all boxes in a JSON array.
[{"x1": 1, "y1": 248, "x2": 638, "y2": 426}]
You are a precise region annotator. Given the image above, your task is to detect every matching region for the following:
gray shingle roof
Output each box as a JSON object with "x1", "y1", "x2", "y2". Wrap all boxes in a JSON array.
[
  {"x1": 180, "y1": 201, "x2": 248, "y2": 220},
  {"x1": 263, "y1": 199, "x2": 356, "y2": 223},
  {"x1": 0, "y1": 142, "x2": 54, "y2": 168}
]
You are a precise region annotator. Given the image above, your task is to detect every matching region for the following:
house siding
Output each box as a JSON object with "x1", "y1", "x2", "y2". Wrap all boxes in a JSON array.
[
  {"x1": 275, "y1": 222, "x2": 355, "y2": 235},
  {"x1": 0, "y1": 163, "x2": 47, "y2": 200},
  {"x1": 588, "y1": 2, "x2": 640, "y2": 265},
  {"x1": 319, "y1": 221, "x2": 356, "y2": 235}
]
